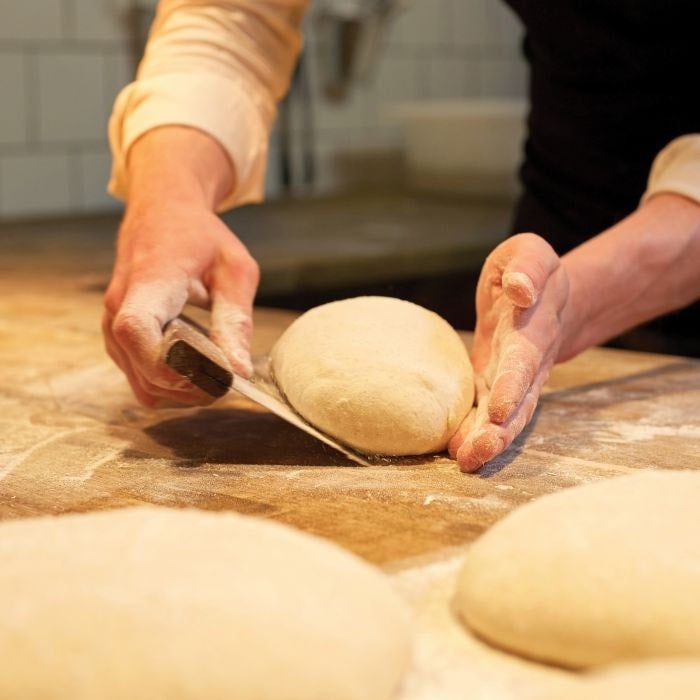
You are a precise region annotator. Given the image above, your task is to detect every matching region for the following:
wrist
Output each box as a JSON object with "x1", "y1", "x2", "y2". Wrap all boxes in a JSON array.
[
  {"x1": 126, "y1": 126, "x2": 235, "y2": 211},
  {"x1": 556, "y1": 258, "x2": 592, "y2": 361},
  {"x1": 556, "y1": 193, "x2": 700, "y2": 360}
]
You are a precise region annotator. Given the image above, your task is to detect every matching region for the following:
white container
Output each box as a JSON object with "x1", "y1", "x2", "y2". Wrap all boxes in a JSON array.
[{"x1": 392, "y1": 99, "x2": 527, "y2": 201}]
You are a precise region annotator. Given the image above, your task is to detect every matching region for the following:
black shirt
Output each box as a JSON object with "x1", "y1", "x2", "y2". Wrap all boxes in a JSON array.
[
  {"x1": 503, "y1": 1, "x2": 700, "y2": 355},
  {"x1": 505, "y1": 0, "x2": 700, "y2": 252}
]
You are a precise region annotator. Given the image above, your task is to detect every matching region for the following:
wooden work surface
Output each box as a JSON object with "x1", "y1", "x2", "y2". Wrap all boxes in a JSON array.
[{"x1": 1, "y1": 267, "x2": 699, "y2": 571}]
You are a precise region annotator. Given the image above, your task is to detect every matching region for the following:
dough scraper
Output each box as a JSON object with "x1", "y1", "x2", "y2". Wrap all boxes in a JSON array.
[{"x1": 161, "y1": 316, "x2": 371, "y2": 467}]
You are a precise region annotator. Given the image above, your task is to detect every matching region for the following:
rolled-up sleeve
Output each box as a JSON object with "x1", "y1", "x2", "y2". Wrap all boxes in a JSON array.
[
  {"x1": 108, "y1": 0, "x2": 308, "y2": 210},
  {"x1": 643, "y1": 134, "x2": 700, "y2": 206}
]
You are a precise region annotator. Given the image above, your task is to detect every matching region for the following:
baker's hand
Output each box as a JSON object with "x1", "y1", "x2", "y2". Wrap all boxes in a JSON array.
[
  {"x1": 449, "y1": 233, "x2": 569, "y2": 471},
  {"x1": 103, "y1": 202, "x2": 259, "y2": 407},
  {"x1": 102, "y1": 126, "x2": 258, "y2": 407}
]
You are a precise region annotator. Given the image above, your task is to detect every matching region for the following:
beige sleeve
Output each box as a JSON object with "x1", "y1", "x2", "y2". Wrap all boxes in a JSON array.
[
  {"x1": 108, "y1": 0, "x2": 309, "y2": 211},
  {"x1": 642, "y1": 134, "x2": 700, "y2": 205}
]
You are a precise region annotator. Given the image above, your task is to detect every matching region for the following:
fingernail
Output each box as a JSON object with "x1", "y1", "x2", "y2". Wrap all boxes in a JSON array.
[{"x1": 503, "y1": 271, "x2": 537, "y2": 307}]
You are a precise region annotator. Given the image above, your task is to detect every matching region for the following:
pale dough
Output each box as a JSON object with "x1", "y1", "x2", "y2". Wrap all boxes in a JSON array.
[
  {"x1": 271, "y1": 296, "x2": 474, "y2": 456},
  {"x1": 545, "y1": 659, "x2": 700, "y2": 699},
  {"x1": 0, "y1": 507, "x2": 412, "y2": 700},
  {"x1": 454, "y1": 471, "x2": 700, "y2": 668}
]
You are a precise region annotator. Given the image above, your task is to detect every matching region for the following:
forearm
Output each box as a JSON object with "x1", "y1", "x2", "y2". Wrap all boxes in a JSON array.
[
  {"x1": 126, "y1": 126, "x2": 234, "y2": 212},
  {"x1": 109, "y1": 0, "x2": 309, "y2": 209},
  {"x1": 105, "y1": 125, "x2": 261, "y2": 402},
  {"x1": 559, "y1": 193, "x2": 700, "y2": 360}
]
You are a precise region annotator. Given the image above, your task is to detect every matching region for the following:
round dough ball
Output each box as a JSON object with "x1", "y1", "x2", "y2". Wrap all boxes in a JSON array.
[
  {"x1": 271, "y1": 296, "x2": 474, "y2": 456},
  {"x1": 0, "y1": 507, "x2": 412, "y2": 700},
  {"x1": 546, "y1": 659, "x2": 700, "y2": 700},
  {"x1": 454, "y1": 471, "x2": 700, "y2": 668}
]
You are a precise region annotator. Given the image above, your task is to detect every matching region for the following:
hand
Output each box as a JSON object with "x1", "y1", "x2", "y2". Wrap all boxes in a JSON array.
[
  {"x1": 449, "y1": 233, "x2": 570, "y2": 471},
  {"x1": 102, "y1": 127, "x2": 259, "y2": 407},
  {"x1": 103, "y1": 203, "x2": 259, "y2": 407}
]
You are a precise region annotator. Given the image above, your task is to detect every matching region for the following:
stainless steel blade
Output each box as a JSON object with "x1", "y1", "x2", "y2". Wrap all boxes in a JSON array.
[
  {"x1": 162, "y1": 316, "x2": 371, "y2": 467},
  {"x1": 232, "y1": 374, "x2": 371, "y2": 466}
]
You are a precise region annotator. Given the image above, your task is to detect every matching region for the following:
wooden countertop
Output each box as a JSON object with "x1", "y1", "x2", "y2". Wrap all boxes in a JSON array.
[{"x1": 2, "y1": 257, "x2": 699, "y2": 571}]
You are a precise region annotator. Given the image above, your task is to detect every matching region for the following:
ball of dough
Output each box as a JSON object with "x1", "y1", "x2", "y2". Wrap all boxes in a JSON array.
[
  {"x1": 0, "y1": 507, "x2": 412, "y2": 700},
  {"x1": 454, "y1": 471, "x2": 700, "y2": 668},
  {"x1": 546, "y1": 659, "x2": 700, "y2": 700},
  {"x1": 271, "y1": 296, "x2": 474, "y2": 456}
]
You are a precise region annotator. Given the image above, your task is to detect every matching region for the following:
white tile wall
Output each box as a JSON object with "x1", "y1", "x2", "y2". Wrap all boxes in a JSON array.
[
  {"x1": 450, "y1": 0, "x2": 490, "y2": 48},
  {"x1": 103, "y1": 47, "x2": 134, "y2": 114},
  {"x1": 71, "y1": 0, "x2": 131, "y2": 42},
  {"x1": 0, "y1": 0, "x2": 64, "y2": 42},
  {"x1": 0, "y1": 52, "x2": 28, "y2": 145},
  {"x1": 483, "y1": 1, "x2": 523, "y2": 46},
  {"x1": 390, "y1": 1, "x2": 449, "y2": 47},
  {"x1": 263, "y1": 146, "x2": 282, "y2": 200},
  {"x1": 77, "y1": 148, "x2": 116, "y2": 211},
  {"x1": 426, "y1": 55, "x2": 481, "y2": 100},
  {"x1": 37, "y1": 51, "x2": 108, "y2": 143},
  {"x1": 480, "y1": 54, "x2": 528, "y2": 97},
  {"x1": 0, "y1": 0, "x2": 527, "y2": 219},
  {"x1": 0, "y1": 151, "x2": 73, "y2": 217},
  {"x1": 369, "y1": 52, "x2": 423, "y2": 104}
]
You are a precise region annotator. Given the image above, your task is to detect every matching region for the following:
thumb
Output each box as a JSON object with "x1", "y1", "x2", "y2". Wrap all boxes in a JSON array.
[{"x1": 500, "y1": 233, "x2": 561, "y2": 308}]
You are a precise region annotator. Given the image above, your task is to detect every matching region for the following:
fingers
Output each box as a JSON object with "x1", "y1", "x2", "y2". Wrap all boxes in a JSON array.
[
  {"x1": 477, "y1": 238, "x2": 568, "y2": 426},
  {"x1": 453, "y1": 366, "x2": 549, "y2": 472},
  {"x1": 104, "y1": 245, "x2": 261, "y2": 405},
  {"x1": 456, "y1": 386, "x2": 540, "y2": 473},
  {"x1": 448, "y1": 378, "x2": 487, "y2": 459},
  {"x1": 486, "y1": 277, "x2": 568, "y2": 426},
  {"x1": 112, "y1": 279, "x2": 188, "y2": 378},
  {"x1": 502, "y1": 270, "x2": 538, "y2": 308},
  {"x1": 102, "y1": 201, "x2": 263, "y2": 406},
  {"x1": 502, "y1": 233, "x2": 561, "y2": 303},
  {"x1": 209, "y1": 246, "x2": 260, "y2": 378},
  {"x1": 104, "y1": 277, "x2": 212, "y2": 406},
  {"x1": 484, "y1": 233, "x2": 561, "y2": 308},
  {"x1": 487, "y1": 337, "x2": 541, "y2": 424},
  {"x1": 458, "y1": 233, "x2": 569, "y2": 471}
]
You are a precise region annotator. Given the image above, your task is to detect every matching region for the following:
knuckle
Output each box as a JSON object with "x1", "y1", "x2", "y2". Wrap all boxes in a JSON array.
[
  {"x1": 222, "y1": 245, "x2": 260, "y2": 283},
  {"x1": 111, "y1": 311, "x2": 143, "y2": 345}
]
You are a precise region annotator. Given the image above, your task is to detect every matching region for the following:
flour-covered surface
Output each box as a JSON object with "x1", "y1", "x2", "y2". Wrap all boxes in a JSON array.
[
  {"x1": 1, "y1": 253, "x2": 700, "y2": 565},
  {"x1": 391, "y1": 554, "x2": 581, "y2": 700},
  {"x1": 2, "y1": 231, "x2": 700, "y2": 697}
]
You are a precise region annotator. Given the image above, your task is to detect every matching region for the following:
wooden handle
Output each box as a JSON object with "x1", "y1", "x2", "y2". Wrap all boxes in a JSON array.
[{"x1": 161, "y1": 317, "x2": 233, "y2": 398}]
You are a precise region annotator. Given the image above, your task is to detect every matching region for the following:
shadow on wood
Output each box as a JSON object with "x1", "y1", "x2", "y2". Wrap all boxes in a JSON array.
[{"x1": 144, "y1": 408, "x2": 360, "y2": 468}]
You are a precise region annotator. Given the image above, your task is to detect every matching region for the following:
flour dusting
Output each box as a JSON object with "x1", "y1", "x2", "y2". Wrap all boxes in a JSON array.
[
  {"x1": 391, "y1": 555, "x2": 579, "y2": 699},
  {"x1": 594, "y1": 422, "x2": 700, "y2": 444}
]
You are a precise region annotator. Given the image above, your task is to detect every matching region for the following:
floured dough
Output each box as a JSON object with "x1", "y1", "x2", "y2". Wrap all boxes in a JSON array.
[
  {"x1": 271, "y1": 296, "x2": 474, "y2": 455},
  {"x1": 545, "y1": 659, "x2": 700, "y2": 699},
  {"x1": 0, "y1": 507, "x2": 412, "y2": 700},
  {"x1": 454, "y1": 471, "x2": 700, "y2": 668}
]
